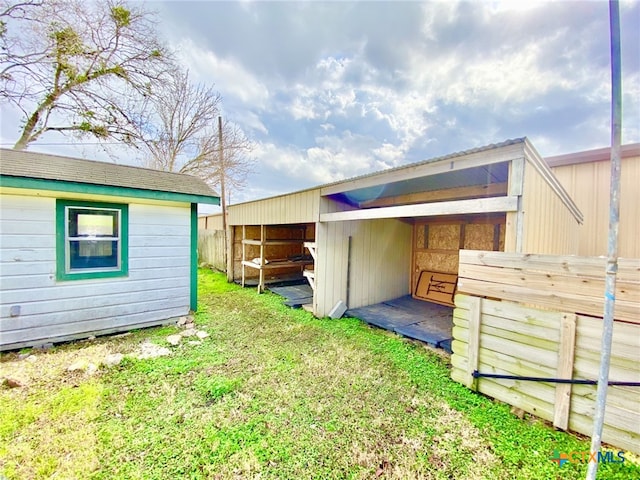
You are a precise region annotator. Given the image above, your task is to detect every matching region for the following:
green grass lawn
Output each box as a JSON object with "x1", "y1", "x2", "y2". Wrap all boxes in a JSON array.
[{"x1": 1, "y1": 269, "x2": 637, "y2": 479}]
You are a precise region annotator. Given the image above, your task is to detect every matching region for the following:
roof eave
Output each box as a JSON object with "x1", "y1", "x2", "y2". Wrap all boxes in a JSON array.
[
  {"x1": 0, "y1": 175, "x2": 220, "y2": 205},
  {"x1": 523, "y1": 138, "x2": 584, "y2": 224}
]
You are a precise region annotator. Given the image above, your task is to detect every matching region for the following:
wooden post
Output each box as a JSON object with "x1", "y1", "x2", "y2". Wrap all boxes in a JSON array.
[
  {"x1": 226, "y1": 225, "x2": 235, "y2": 282},
  {"x1": 258, "y1": 224, "x2": 265, "y2": 293},
  {"x1": 554, "y1": 313, "x2": 577, "y2": 430},
  {"x1": 241, "y1": 225, "x2": 246, "y2": 288},
  {"x1": 466, "y1": 296, "x2": 482, "y2": 390}
]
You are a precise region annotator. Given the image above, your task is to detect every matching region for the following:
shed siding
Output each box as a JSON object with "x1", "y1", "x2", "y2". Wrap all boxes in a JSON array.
[
  {"x1": 521, "y1": 163, "x2": 580, "y2": 255},
  {"x1": 1, "y1": 194, "x2": 191, "y2": 349},
  {"x1": 228, "y1": 189, "x2": 321, "y2": 226},
  {"x1": 551, "y1": 155, "x2": 639, "y2": 258},
  {"x1": 315, "y1": 215, "x2": 412, "y2": 317},
  {"x1": 198, "y1": 213, "x2": 224, "y2": 231}
]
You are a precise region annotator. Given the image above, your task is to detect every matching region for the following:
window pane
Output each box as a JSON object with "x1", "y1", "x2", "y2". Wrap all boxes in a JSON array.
[
  {"x1": 68, "y1": 208, "x2": 117, "y2": 237},
  {"x1": 70, "y1": 240, "x2": 119, "y2": 269}
]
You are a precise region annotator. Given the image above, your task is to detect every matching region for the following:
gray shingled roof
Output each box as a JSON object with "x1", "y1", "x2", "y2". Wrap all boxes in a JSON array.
[{"x1": 0, "y1": 149, "x2": 219, "y2": 198}]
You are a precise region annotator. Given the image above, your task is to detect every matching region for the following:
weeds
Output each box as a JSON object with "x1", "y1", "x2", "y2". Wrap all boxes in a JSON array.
[{"x1": 1, "y1": 269, "x2": 637, "y2": 479}]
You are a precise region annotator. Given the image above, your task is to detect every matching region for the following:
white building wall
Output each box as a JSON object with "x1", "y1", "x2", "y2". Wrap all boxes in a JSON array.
[
  {"x1": 1, "y1": 194, "x2": 191, "y2": 349},
  {"x1": 315, "y1": 216, "x2": 412, "y2": 317}
]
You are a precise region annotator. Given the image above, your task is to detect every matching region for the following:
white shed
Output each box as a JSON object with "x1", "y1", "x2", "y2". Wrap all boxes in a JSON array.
[{"x1": 0, "y1": 149, "x2": 219, "y2": 350}]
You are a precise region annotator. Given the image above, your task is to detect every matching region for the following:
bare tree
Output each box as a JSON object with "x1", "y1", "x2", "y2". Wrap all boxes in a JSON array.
[
  {"x1": 138, "y1": 70, "x2": 222, "y2": 173},
  {"x1": 135, "y1": 70, "x2": 255, "y2": 204},
  {"x1": 0, "y1": 0, "x2": 175, "y2": 150}
]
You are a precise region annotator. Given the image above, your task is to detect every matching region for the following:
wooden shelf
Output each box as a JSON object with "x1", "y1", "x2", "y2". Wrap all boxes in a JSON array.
[
  {"x1": 241, "y1": 224, "x2": 315, "y2": 295},
  {"x1": 242, "y1": 260, "x2": 314, "y2": 270},
  {"x1": 242, "y1": 239, "x2": 306, "y2": 246}
]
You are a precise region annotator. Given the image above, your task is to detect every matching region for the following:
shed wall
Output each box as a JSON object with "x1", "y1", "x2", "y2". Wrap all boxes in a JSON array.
[
  {"x1": 1, "y1": 193, "x2": 191, "y2": 349},
  {"x1": 315, "y1": 216, "x2": 412, "y2": 317},
  {"x1": 551, "y1": 155, "x2": 640, "y2": 258},
  {"x1": 521, "y1": 162, "x2": 580, "y2": 255},
  {"x1": 198, "y1": 213, "x2": 224, "y2": 231},
  {"x1": 228, "y1": 189, "x2": 321, "y2": 226}
]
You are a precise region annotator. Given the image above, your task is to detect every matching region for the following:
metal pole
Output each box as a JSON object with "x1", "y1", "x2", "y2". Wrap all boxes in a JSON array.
[
  {"x1": 586, "y1": 1, "x2": 622, "y2": 478},
  {"x1": 218, "y1": 116, "x2": 227, "y2": 270}
]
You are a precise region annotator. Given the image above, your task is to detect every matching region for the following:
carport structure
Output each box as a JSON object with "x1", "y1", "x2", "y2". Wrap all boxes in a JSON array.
[{"x1": 227, "y1": 138, "x2": 582, "y2": 345}]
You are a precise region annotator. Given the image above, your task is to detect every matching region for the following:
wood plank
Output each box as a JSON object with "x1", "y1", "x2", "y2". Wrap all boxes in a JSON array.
[
  {"x1": 456, "y1": 277, "x2": 639, "y2": 323},
  {"x1": 459, "y1": 250, "x2": 640, "y2": 282},
  {"x1": 457, "y1": 326, "x2": 560, "y2": 369},
  {"x1": 320, "y1": 196, "x2": 519, "y2": 222},
  {"x1": 241, "y1": 260, "x2": 314, "y2": 270},
  {"x1": 241, "y1": 225, "x2": 246, "y2": 287},
  {"x1": 568, "y1": 413, "x2": 639, "y2": 455},
  {"x1": 458, "y1": 263, "x2": 639, "y2": 302},
  {"x1": 242, "y1": 239, "x2": 306, "y2": 245},
  {"x1": 456, "y1": 294, "x2": 563, "y2": 329},
  {"x1": 572, "y1": 384, "x2": 640, "y2": 414},
  {"x1": 452, "y1": 344, "x2": 557, "y2": 380},
  {"x1": 573, "y1": 354, "x2": 640, "y2": 382},
  {"x1": 452, "y1": 368, "x2": 555, "y2": 423},
  {"x1": 359, "y1": 182, "x2": 508, "y2": 208},
  {"x1": 569, "y1": 394, "x2": 640, "y2": 435},
  {"x1": 304, "y1": 242, "x2": 317, "y2": 261},
  {"x1": 576, "y1": 314, "x2": 640, "y2": 349},
  {"x1": 454, "y1": 310, "x2": 561, "y2": 343},
  {"x1": 456, "y1": 321, "x2": 559, "y2": 352},
  {"x1": 466, "y1": 296, "x2": 481, "y2": 390},
  {"x1": 554, "y1": 314, "x2": 576, "y2": 430}
]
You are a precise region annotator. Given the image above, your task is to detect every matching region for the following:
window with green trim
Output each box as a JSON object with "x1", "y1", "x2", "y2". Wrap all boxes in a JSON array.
[{"x1": 56, "y1": 200, "x2": 128, "y2": 280}]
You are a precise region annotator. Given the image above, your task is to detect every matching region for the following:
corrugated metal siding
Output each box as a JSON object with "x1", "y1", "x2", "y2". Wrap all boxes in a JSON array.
[
  {"x1": 228, "y1": 189, "x2": 321, "y2": 226},
  {"x1": 521, "y1": 163, "x2": 580, "y2": 255},
  {"x1": 552, "y1": 155, "x2": 639, "y2": 258},
  {"x1": 1, "y1": 193, "x2": 191, "y2": 349},
  {"x1": 315, "y1": 216, "x2": 412, "y2": 317}
]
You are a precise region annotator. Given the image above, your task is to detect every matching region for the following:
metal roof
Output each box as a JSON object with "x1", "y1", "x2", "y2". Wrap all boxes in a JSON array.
[
  {"x1": 321, "y1": 137, "x2": 526, "y2": 192},
  {"x1": 0, "y1": 148, "x2": 219, "y2": 199}
]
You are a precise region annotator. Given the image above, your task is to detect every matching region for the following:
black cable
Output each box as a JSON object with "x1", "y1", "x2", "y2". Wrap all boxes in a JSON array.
[{"x1": 472, "y1": 371, "x2": 640, "y2": 387}]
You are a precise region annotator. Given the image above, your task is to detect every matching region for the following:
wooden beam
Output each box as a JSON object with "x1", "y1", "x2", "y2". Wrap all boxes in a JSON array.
[
  {"x1": 320, "y1": 143, "x2": 525, "y2": 196},
  {"x1": 320, "y1": 196, "x2": 518, "y2": 222},
  {"x1": 466, "y1": 296, "x2": 482, "y2": 391},
  {"x1": 304, "y1": 242, "x2": 317, "y2": 261},
  {"x1": 241, "y1": 225, "x2": 246, "y2": 288},
  {"x1": 523, "y1": 139, "x2": 583, "y2": 224},
  {"x1": 259, "y1": 225, "x2": 265, "y2": 293},
  {"x1": 226, "y1": 225, "x2": 235, "y2": 282},
  {"x1": 554, "y1": 313, "x2": 577, "y2": 430},
  {"x1": 360, "y1": 182, "x2": 508, "y2": 208}
]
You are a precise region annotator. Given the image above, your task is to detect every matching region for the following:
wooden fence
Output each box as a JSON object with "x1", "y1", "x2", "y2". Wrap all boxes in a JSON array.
[
  {"x1": 452, "y1": 250, "x2": 640, "y2": 454},
  {"x1": 197, "y1": 229, "x2": 226, "y2": 271}
]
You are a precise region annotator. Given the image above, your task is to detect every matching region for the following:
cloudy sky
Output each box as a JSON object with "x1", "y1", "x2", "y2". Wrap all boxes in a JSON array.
[{"x1": 2, "y1": 0, "x2": 639, "y2": 209}]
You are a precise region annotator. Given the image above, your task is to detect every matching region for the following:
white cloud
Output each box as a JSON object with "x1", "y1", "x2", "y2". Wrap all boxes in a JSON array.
[{"x1": 176, "y1": 38, "x2": 270, "y2": 109}]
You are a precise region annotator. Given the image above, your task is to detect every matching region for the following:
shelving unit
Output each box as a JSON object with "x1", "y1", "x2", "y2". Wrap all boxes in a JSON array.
[{"x1": 241, "y1": 225, "x2": 316, "y2": 292}]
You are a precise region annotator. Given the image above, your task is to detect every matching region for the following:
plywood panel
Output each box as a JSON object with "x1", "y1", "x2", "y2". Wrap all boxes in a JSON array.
[
  {"x1": 411, "y1": 215, "x2": 506, "y2": 292},
  {"x1": 428, "y1": 224, "x2": 460, "y2": 249},
  {"x1": 464, "y1": 224, "x2": 496, "y2": 250}
]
